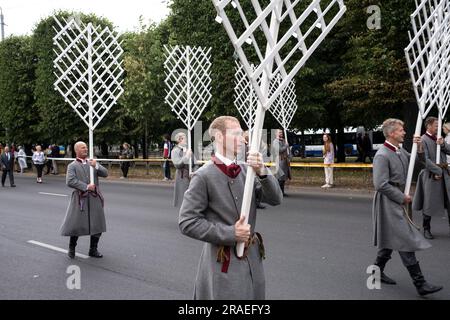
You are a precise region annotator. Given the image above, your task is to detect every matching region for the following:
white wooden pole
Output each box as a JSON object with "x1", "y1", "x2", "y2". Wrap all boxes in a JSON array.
[
  {"x1": 248, "y1": 66, "x2": 254, "y2": 147},
  {"x1": 237, "y1": 3, "x2": 281, "y2": 258},
  {"x1": 437, "y1": 111, "x2": 442, "y2": 165},
  {"x1": 432, "y1": 7, "x2": 442, "y2": 166},
  {"x1": 405, "y1": 114, "x2": 423, "y2": 196},
  {"x1": 284, "y1": 129, "x2": 289, "y2": 152},
  {"x1": 87, "y1": 23, "x2": 95, "y2": 184},
  {"x1": 187, "y1": 46, "x2": 193, "y2": 176},
  {"x1": 282, "y1": 91, "x2": 289, "y2": 154}
]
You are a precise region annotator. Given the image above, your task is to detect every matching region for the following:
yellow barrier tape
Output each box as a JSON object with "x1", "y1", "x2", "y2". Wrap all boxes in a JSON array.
[{"x1": 33, "y1": 156, "x2": 373, "y2": 168}]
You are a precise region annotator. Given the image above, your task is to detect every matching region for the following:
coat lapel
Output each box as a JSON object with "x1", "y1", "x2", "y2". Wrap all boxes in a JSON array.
[
  {"x1": 75, "y1": 161, "x2": 90, "y2": 183},
  {"x1": 227, "y1": 178, "x2": 243, "y2": 220},
  {"x1": 398, "y1": 150, "x2": 409, "y2": 181},
  {"x1": 424, "y1": 134, "x2": 437, "y2": 163}
]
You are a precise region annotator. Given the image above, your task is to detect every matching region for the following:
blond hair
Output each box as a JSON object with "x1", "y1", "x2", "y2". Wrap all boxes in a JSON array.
[
  {"x1": 382, "y1": 118, "x2": 404, "y2": 138},
  {"x1": 323, "y1": 134, "x2": 333, "y2": 153},
  {"x1": 444, "y1": 122, "x2": 450, "y2": 132}
]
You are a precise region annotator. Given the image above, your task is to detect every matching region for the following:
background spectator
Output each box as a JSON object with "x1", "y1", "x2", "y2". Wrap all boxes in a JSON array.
[
  {"x1": 362, "y1": 133, "x2": 373, "y2": 163},
  {"x1": 17, "y1": 146, "x2": 28, "y2": 174},
  {"x1": 44, "y1": 145, "x2": 53, "y2": 175},
  {"x1": 322, "y1": 134, "x2": 335, "y2": 188},
  {"x1": 162, "y1": 133, "x2": 172, "y2": 181},
  {"x1": 51, "y1": 144, "x2": 60, "y2": 174},
  {"x1": 32, "y1": 145, "x2": 46, "y2": 183},
  {"x1": 119, "y1": 142, "x2": 133, "y2": 179}
]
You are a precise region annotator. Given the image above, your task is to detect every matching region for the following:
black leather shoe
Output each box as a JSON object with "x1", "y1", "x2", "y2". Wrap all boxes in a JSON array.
[
  {"x1": 380, "y1": 272, "x2": 397, "y2": 285},
  {"x1": 68, "y1": 247, "x2": 75, "y2": 259},
  {"x1": 424, "y1": 229, "x2": 434, "y2": 239},
  {"x1": 11, "y1": 185, "x2": 16, "y2": 187},
  {"x1": 407, "y1": 263, "x2": 443, "y2": 296},
  {"x1": 256, "y1": 204, "x2": 266, "y2": 209},
  {"x1": 416, "y1": 282, "x2": 443, "y2": 296},
  {"x1": 88, "y1": 249, "x2": 103, "y2": 258}
]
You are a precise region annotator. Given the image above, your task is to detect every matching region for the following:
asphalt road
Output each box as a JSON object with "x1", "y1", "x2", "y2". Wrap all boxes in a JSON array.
[{"x1": 1, "y1": 174, "x2": 450, "y2": 300}]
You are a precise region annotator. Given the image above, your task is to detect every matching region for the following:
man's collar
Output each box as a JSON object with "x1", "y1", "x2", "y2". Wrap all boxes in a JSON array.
[
  {"x1": 214, "y1": 152, "x2": 235, "y2": 166},
  {"x1": 76, "y1": 157, "x2": 88, "y2": 164},
  {"x1": 426, "y1": 131, "x2": 437, "y2": 141},
  {"x1": 384, "y1": 140, "x2": 400, "y2": 152}
]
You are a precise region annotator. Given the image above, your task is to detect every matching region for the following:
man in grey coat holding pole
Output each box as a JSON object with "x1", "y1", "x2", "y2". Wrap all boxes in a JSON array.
[
  {"x1": 372, "y1": 118, "x2": 442, "y2": 296},
  {"x1": 172, "y1": 132, "x2": 198, "y2": 208},
  {"x1": 60, "y1": 141, "x2": 108, "y2": 259},
  {"x1": 412, "y1": 116, "x2": 450, "y2": 239},
  {"x1": 179, "y1": 116, "x2": 283, "y2": 300}
]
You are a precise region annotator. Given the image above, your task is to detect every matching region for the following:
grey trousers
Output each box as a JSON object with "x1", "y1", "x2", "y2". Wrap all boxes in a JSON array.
[{"x1": 377, "y1": 248, "x2": 418, "y2": 267}]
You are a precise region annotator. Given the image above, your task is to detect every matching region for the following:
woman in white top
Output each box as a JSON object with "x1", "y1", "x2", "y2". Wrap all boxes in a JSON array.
[
  {"x1": 32, "y1": 145, "x2": 46, "y2": 183},
  {"x1": 322, "y1": 134, "x2": 335, "y2": 188},
  {"x1": 17, "y1": 146, "x2": 28, "y2": 174}
]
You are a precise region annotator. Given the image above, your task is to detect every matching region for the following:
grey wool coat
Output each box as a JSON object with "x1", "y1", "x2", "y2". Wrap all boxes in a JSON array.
[
  {"x1": 178, "y1": 161, "x2": 283, "y2": 300},
  {"x1": 372, "y1": 144, "x2": 430, "y2": 252},
  {"x1": 412, "y1": 134, "x2": 450, "y2": 217},
  {"x1": 271, "y1": 138, "x2": 291, "y2": 181},
  {"x1": 60, "y1": 160, "x2": 108, "y2": 236},
  {"x1": 172, "y1": 145, "x2": 198, "y2": 207}
]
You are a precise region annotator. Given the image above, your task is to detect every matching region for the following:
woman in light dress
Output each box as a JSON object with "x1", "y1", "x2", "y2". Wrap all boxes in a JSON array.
[{"x1": 322, "y1": 134, "x2": 335, "y2": 188}]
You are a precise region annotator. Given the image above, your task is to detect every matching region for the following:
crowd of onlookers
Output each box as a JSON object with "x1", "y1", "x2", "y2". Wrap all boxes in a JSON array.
[
  {"x1": 0, "y1": 143, "x2": 66, "y2": 185},
  {"x1": 2, "y1": 131, "x2": 339, "y2": 190}
]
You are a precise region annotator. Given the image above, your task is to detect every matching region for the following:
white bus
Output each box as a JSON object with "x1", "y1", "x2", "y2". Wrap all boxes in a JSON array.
[{"x1": 289, "y1": 126, "x2": 383, "y2": 158}]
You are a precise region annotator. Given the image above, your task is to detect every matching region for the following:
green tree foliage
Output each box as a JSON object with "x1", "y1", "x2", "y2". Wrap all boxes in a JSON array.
[
  {"x1": 118, "y1": 20, "x2": 176, "y2": 152},
  {"x1": 0, "y1": 36, "x2": 38, "y2": 144},
  {"x1": 168, "y1": 0, "x2": 239, "y2": 126},
  {"x1": 326, "y1": 0, "x2": 416, "y2": 128},
  {"x1": 0, "y1": 1, "x2": 425, "y2": 157}
]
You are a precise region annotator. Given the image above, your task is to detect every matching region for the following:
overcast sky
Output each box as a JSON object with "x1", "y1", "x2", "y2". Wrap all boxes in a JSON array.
[{"x1": 0, "y1": 0, "x2": 171, "y2": 36}]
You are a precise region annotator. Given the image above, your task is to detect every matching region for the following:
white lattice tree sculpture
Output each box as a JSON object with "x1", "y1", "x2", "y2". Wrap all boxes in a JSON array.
[
  {"x1": 404, "y1": 0, "x2": 450, "y2": 195},
  {"x1": 269, "y1": 73, "x2": 298, "y2": 146},
  {"x1": 164, "y1": 45, "x2": 212, "y2": 175},
  {"x1": 235, "y1": 62, "x2": 297, "y2": 149},
  {"x1": 212, "y1": 0, "x2": 346, "y2": 256},
  {"x1": 53, "y1": 16, "x2": 124, "y2": 182},
  {"x1": 234, "y1": 61, "x2": 259, "y2": 143}
]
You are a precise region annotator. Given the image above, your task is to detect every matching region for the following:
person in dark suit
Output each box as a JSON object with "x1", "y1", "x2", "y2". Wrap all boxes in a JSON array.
[
  {"x1": 51, "y1": 144, "x2": 60, "y2": 175},
  {"x1": 1, "y1": 146, "x2": 16, "y2": 187}
]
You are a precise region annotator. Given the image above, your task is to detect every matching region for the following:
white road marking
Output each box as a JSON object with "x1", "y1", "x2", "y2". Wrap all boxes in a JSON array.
[
  {"x1": 38, "y1": 192, "x2": 68, "y2": 197},
  {"x1": 27, "y1": 240, "x2": 89, "y2": 259}
]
